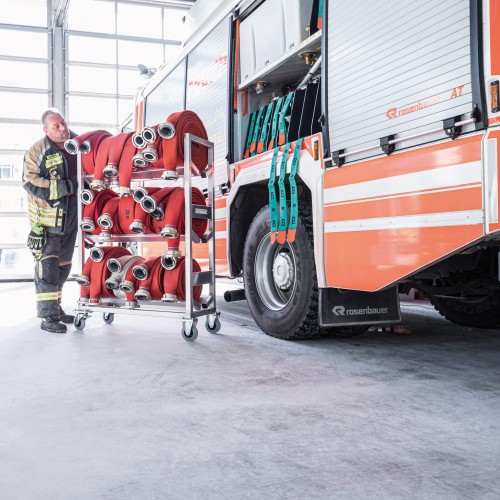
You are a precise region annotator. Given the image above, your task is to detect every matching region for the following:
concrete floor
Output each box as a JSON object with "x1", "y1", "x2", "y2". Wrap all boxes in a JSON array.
[{"x1": 0, "y1": 280, "x2": 499, "y2": 500}]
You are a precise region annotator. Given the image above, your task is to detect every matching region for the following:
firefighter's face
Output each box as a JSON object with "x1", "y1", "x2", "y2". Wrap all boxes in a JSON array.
[{"x1": 44, "y1": 114, "x2": 70, "y2": 146}]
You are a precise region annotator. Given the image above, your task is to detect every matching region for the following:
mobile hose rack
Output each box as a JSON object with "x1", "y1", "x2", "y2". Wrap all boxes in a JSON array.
[{"x1": 73, "y1": 134, "x2": 220, "y2": 341}]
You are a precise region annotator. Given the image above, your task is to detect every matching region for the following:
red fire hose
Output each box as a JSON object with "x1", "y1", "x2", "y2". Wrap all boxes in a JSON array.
[
  {"x1": 162, "y1": 256, "x2": 202, "y2": 302},
  {"x1": 105, "y1": 132, "x2": 134, "y2": 178},
  {"x1": 117, "y1": 135, "x2": 139, "y2": 195},
  {"x1": 119, "y1": 255, "x2": 146, "y2": 302},
  {"x1": 65, "y1": 130, "x2": 112, "y2": 175},
  {"x1": 79, "y1": 246, "x2": 131, "y2": 302},
  {"x1": 80, "y1": 189, "x2": 118, "y2": 234},
  {"x1": 160, "y1": 111, "x2": 208, "y2": 179},
  {"x1": 97, "y1": 196, "x2": 120, "y2": 232}
]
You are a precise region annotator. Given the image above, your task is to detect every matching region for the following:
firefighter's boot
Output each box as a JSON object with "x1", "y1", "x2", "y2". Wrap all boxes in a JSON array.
[
  {"x1": 41, "y1": 316, "x2": 67, "y2": 333},
  {"x1": 59, "y1": 308, "x2": 75, "y2": 324}
]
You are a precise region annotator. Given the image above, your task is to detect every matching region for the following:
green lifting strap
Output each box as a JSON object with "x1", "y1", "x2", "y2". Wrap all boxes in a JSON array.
[
  {"x1": 277, "y1": 142, "x2": 291, "y2": 244},
  {"x1": 277, "y1": 91, "x2": 295, "y2": 146},
  {"x1": 287, "y1": 138, "x2": 303, "y2": 243},
  {"x1": 249, "y1": 106, "x2": 265, "y2": 156},
  {"x1": 257, "y1": 100, "x2": 275, "y2": 154},
  {"x1": 243, "y1": 110, "x2": 257, "y2": 158},
  {"x1": 268, "y1": 147, "x2": 280, "y2": 243},
  {"x1": 268, "y1": 96, "x2": 284, "y2": 150}
]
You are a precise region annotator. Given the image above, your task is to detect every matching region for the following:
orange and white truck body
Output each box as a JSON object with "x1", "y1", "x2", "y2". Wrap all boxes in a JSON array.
[{"x1": 134, "y1": 0, "x2": 500, "y2": 337}]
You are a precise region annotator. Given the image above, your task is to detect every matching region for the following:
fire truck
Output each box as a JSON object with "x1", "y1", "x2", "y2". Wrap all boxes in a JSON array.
[{"x1": 133, "y1": 0, "x2": 500, "y2": 339}]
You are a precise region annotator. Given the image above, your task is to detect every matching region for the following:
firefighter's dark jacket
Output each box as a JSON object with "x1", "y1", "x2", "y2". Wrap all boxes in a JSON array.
[{"x1": 22, "y1": 131, "x2": 78, "y2": 234}]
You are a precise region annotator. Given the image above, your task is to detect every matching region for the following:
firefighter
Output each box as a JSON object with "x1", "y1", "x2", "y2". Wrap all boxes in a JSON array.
[{"x1": 22, "y1": 108, "x2": 79, "y2": 333}]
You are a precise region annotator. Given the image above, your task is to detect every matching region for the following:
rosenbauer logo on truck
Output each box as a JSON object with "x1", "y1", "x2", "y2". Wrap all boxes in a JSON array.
[
  {"x1": 332, "y1": 305, "x2": 389, "y2": 316},
  {"x1": 386, "y1": 97, "x2": 441, "y2": 119},
  {"x1": 385, "y1": 85, "x2": 465, "y2": 120}
]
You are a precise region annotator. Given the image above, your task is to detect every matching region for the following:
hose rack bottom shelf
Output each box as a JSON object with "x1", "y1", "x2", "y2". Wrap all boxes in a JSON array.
[{"x1": 73, "y1": 298, "x2": 221, "y2": 341}]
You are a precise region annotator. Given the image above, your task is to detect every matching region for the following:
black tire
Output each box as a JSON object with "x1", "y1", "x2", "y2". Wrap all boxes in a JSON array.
[
  {"x1": 243, "y1": 203, "x2": 323, "y2": 340},
  {"x1": 182, "y1": 325, "x2": 198, "y2": 341},
  {"x1": 429, "y1": 291, "x2": 500, "y2": 328}
]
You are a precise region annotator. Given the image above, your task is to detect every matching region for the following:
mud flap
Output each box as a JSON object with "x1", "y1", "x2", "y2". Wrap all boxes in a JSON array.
[{"x1": 319, "y1": 286, "x2": 401, "y2": 327}]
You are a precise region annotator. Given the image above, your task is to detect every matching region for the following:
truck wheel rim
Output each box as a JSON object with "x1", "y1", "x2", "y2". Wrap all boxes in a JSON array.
[{"x1": 254, "y1": 233, "x2": 296, "y2": 311}]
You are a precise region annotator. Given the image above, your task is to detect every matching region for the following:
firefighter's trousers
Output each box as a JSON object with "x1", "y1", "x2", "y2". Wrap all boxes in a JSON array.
[{"x1": 34, "y1": 204, "x2": 78, "y2": 319}]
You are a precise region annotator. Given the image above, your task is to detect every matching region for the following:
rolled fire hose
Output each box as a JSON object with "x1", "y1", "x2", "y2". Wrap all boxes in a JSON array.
[
  {"x1": 65, "y1": 130, "x2": 112, "y2": 175},
  {"x1": 133, "y1": 256, "x2": 164, "y2": 301},
  {"x1": 130, "y1": 199, "x2": 154, "y2": 234},
  {"x1": 162, "y1": 256, "x2": 202, "y2": 302},
  {"x1": 105, "y1": 255, "x2": 144, "y2": 303},
  {"x1": 90, "y1": 135, "x2": 113, "y2": 189},
  {"x1": 116, "y1": 195, "x2": 139, "y2": 235},
  {"x1": 80, "y1": 189, "x2": 118, "y2": 234},
  {"x1": 119, "y1": 255, "x2": 146, "y2": 301},
  {"x1": 117, "y1": 135, "x2": 140, "y2": 195},
  {"x1": 97, "y1": 196, "x2": 120, "y2": 232},
  {"x1": 160, "y1": 110, "x2": 208, "y2": 179},
  {"x1": 78, "y1": 246, "x2": 130, "y2": 302},
  {"x1": 104, "y1": 132, "x2": 134, "y2": 178}
]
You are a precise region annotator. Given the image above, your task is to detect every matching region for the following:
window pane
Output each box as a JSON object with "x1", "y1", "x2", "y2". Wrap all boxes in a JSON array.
[
  {"x1": 118, "y1": 40, "x2": 164, "y2": 68},
  {"x1": 67, "y1": 0, "x2": 116, "y2": 34},
  {"x1": 0, "y1": 30, "x2": 48, "y2": 58},
  {"x1": 0, "y1": 124, "x2": 44, "y2": 150},
  {"x1": 0, "y1": 153, "x2": 23, "y2": 181},
  {"x1": 67, "y1": 35, "x2": 116, "y2": 64},
  {"x1": 0, "y1": 92, "x2": 49, "y2": 120},
  {"x1": 68, "y1": 95, "x2": 117, "y2": 125},
  {"x1": 1, "y1": 0, "x2": 48, "y2": 27},
  {"x1": 117, "y1": 4, "x2": 162, "y2": 38},
  {"x1": 118, "y1": 97, "x2": 134, "y2": 124},
  {"x1": 164, "y1": 9, "x2": 186, "y2": 41},
  {"x1": 68, "y1": 66, "x2": 117, "y2": 94},
  {"x1": 118, "y1": 68, "x2": 141, "y2": 96},
  {"x1": 0, "y1": 60, "x2": 48, "y2": 89}
]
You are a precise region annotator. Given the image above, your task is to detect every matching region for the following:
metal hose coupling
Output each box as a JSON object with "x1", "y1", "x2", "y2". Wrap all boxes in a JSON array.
[
  {"x1": 90, "y1": 179, "x2": 105, "y2": 190},
  {"x1": 118, "y1": 186, "x2": 131, "y2": 196},
  {"x1": 142, "y1": 146, "x2": 158, "y2": 162},
  {"x1": 151, "y1": 204, "x2": 165, "y2": 220},
  {"x1": 142, "y1": 126, "x2": 157, "y2": 144},
  {"x1": 64, "y1": 138, "x2": 79, "y2": 154},
  {"x1": 80, "y1": 189, "x2": 94, "y2": 205},
  {"x1": 134, "y1": 288, "x2": 151, "y2": 301},
  {"x1": 161, "y1": 249, "x2": 182, "y2": 270},
  {"x1": 129, "y1": 220, "x2": 146, "y2": 234},
  {"x1": 132, "y1": 264, "x2": 148, "y2": 281},
  {"x1": 97, "y1": 213, "x2": 114, "y2": 230},
  {"x1": 157, "y1": 121, "x2": 175, "y2": 139},
  {"x1": 131, "y1": 131, "x2": 146, "y2": 149},
  {"x1": 119, "y1": 280, "x2": 135, "y2": 293},
  {"x1": 103, "y1": 164, "x2": 119, "y2": 178},
  {"x1": 76, "y1": 274, "x2": 90, "y2": 286},
  {"x1": 132, "y1": 187, "x2": 148, "y2": 202},
  {"x1": 89, "y1": 246, "x2": 104, "y2": 262},
  {"x1": 140, "y1": 194, "x2": 158, "y2": 213},
  {"x1": 107, "y1": 258, "x2": 123, "y2": 273},
  {"x1": 79, "y1": 140, "x2": 92, "y2": 154},
  {"x1": 160, "y1": 225, "x2": 179, "y2": 239},
  {"x1": 80, "y1": 218, "x2": 96, "y2": 232},
  {"x1": 132, "y1": 153, "x2": 148, "y2": 168},
  {"x1": 105, "y1": 274, "x2": 121, "y2": 290},
  {"x1": 161, "y1": 169, "x2": 179, "y2": 180},
  {"x1": 161, "y1": 292, "x2": 177, "y2": 302}
]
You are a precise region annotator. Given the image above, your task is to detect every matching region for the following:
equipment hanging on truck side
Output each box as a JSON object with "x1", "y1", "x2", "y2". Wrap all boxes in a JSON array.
[{"x1": 133, "y1": 0, "x2": 500, "y2": 339}]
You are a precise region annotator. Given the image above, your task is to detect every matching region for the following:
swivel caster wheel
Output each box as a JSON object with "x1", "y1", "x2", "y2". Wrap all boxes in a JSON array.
[
  {"x1": 103, "y1": 312, "x2": 114, "y2": 324},
  {"x1": 205, "y1": 316, "x2": 221, "y2": 334},
  {"x1": 74, "y1": 315, "x2": 86, "y2": 331},
  {"x1": 181, "y1": 324, "x2": 198, "y2": 341}
]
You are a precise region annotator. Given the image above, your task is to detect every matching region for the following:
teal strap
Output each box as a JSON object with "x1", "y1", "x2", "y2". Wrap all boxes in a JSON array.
[
  {"x1": 278, "y1": 143, "x2": 291, "y2": 233},
  {"x1": 278, "y1": 92, "x2": 295, "y2": 143},
  {"x1": 268, "y1": 147, "x2": 280, "y2": 236},
  {"x1": 288, "y1": 138, "x2": 303, "y2": 234},
  {"x1": 244, "y1": 110, "x2": 257, "y2": 156},
  {"x1": 258, "y1": 101, "x2": 275, "y2": 149},
  {"x1": 269, "y1": 96, "x2": 284, "y2": 147},
  {"x1": 250, "y1": 107, "x2": 265, "y2": 156}
]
